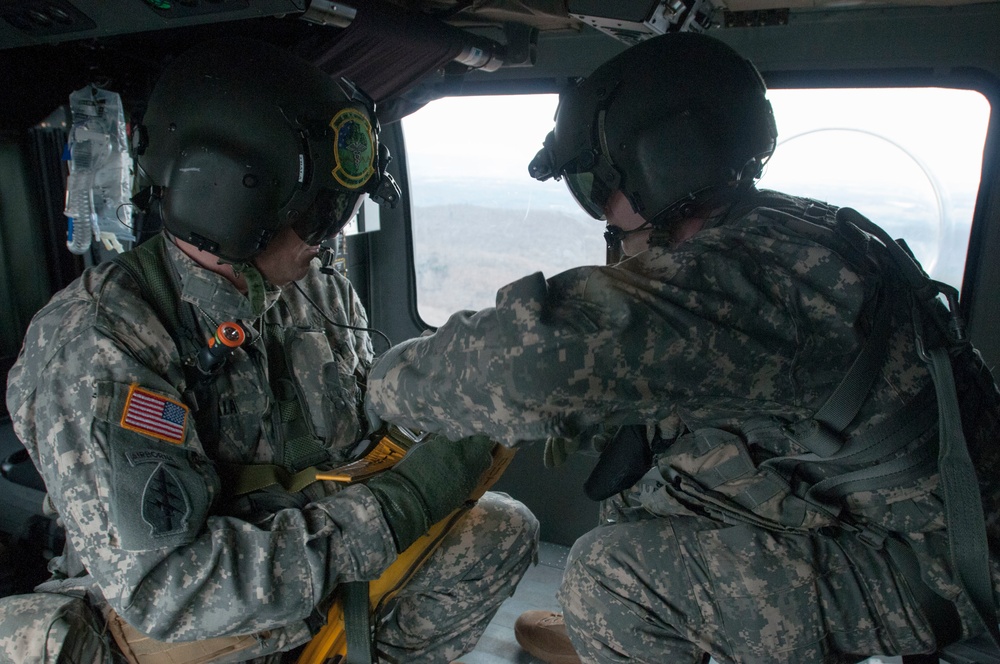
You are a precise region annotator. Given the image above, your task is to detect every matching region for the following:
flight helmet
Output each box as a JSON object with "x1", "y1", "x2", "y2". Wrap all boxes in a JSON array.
[
  {"x1": 137, "y1": 38, "x2": 399, "y2": 263},
  {"x1": 528, "y1": 32, "x2": 777, "y2": 226}
]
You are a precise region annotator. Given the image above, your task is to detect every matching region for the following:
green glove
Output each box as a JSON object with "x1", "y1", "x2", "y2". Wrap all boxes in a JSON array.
[
  {"x1": 543, "y1": 436, "x2": 579, "y2": 468},
  {"x1": 366, "y1": 434, "x2": 494, "y2": 552}
]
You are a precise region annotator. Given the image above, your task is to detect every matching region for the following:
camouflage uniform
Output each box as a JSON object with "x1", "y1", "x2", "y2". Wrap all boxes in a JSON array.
[
  {"x1": 5, "y1": 236, "x2": 538, "y2": 662},
  {"x1": 365, "y1": 190, "x2": 1000, "y2": 663}
]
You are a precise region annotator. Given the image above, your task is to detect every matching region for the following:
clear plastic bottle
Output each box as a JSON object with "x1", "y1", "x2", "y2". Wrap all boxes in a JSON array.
[
  {"x1": 63, "y1": 86, "x2": 134, "y2": 254},
  {"x1": 64, "y1": 123, "x2": 107, "y2": 254}
]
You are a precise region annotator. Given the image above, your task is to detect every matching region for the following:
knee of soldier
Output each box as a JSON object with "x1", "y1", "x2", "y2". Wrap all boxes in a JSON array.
[
  {"x1": 473, "y1": 491, "x2": 539, "y2": 562},
  {"x1": 564, "y1": 521, "x2": 616, "y2": 576}
]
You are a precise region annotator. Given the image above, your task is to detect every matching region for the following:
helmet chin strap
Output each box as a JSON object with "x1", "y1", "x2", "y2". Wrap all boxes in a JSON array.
[
  {"x1": 604, "y1": 219, "x2": 653, "y2": 251},
  {"x1": 604, "y1": 190, "x2": 704, "y2": 252},
  {"x1": 604, "y1": 174, "x2": 762, "y2": 253}
]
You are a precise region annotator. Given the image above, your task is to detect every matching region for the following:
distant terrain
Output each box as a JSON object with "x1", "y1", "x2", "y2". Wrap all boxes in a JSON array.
[{"x1": 409, "y1": 177, "x2": 976, "y2": 326}]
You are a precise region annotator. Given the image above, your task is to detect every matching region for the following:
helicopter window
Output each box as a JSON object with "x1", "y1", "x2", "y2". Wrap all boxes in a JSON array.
[
  {"x1": 760, "y1": 87, "x2": 990, "y2": 294},
  {"x1": 402, "y1": 89, "x2": 991, "y2": 327},
  {"x1": 401, "y1": 94, "x2": 606, "y2": 327}
]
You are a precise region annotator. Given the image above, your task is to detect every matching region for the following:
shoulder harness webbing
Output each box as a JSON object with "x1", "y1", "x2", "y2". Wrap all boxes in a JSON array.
[
  {"x1": 767, "y1": 207, "x2": 999, "y2": 652},
  {"x1": 113, "y1": 235, "x2": 221, "y2": 439},
  {"x1": 839, "y1": 207, "x2": 1000, "y2": 652},
  {"x1": 113, "y1": 235, "x2": 327, "y2": 488}
]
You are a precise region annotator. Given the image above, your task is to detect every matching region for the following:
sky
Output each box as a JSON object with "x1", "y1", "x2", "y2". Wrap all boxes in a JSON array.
[{"x1": 401, "y1": 88, "x2": 991, "y2": 194}]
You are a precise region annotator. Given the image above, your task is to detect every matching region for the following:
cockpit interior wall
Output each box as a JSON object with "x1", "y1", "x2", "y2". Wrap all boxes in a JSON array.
[{"x1": 0, "y1": 130, "x2": 68, "y2": 376}]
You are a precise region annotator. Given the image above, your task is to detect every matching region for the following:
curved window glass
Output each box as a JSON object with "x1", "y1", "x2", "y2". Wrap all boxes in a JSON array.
[
  {"x1": 403, "y1": 89, "x2": 991, "y2": 327},
  {"x1": 759, "y1": 88, "x2": 990, "y2": 291}
]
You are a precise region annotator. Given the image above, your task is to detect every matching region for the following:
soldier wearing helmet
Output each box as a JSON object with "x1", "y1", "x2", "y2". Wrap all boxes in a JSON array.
[
  {"x1": 366, "y1": 32, "x2": 1000, "y2": 663},
  {"x1": 6, "y1": 39, "x2": 537, "y2": 662},
  {"x1": 527, "y1": 31, "x2": 777, "y2": 252}
]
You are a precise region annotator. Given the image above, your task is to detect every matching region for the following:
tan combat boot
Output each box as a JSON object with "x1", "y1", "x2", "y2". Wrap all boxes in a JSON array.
[{"x1": 514, "y1": 610, "x2": 583, "y2": 664}]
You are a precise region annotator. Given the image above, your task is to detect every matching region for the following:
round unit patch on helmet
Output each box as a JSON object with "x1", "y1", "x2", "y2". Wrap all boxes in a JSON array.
[
  {"x1": 137, "y1": 38, "x2": 397, "y2": 264},
  {"x1": 529, "y1": 32, "x2": 778, "y2": 227},
  {"x1": 330, "y1": 107, "x2": 376, "y2": 190}
]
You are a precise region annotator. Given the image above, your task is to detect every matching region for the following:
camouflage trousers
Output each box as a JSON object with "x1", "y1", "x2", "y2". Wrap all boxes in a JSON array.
[
  {"x1": 375, "y1": 490, "x2": 539, "y2": 662},
  {"x1": 0, "y1": 492, "x2": 537, "y2": 664},
  {"x1": 557, "y1": 500, "x2": 936, "y2": 664}
]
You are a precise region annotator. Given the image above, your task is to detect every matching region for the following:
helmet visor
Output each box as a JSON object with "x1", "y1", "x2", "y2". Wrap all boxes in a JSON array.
[
  {"x1": 565, "y1": 169, "x2": 610, "y2": 221},
  {"x1": 293, "y1": 188, "x2": 366, "y2": 245}
]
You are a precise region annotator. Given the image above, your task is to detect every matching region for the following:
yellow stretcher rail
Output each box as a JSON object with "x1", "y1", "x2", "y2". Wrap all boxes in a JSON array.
[{"x1": 296, "y1": 434, "x2": 516, "y2": 664}]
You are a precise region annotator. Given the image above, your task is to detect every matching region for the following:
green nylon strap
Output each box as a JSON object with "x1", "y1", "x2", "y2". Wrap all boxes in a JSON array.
[
  {"x1": 806, "y1": 437, "x2": 938, "y2": 504},
  {"x1": 114, "y1": 234, "x2": 202, "y2": 360},
  {"x1": 926, "y1": 346, "x2": 1000, "y2": 650},
  {"x1": 221, "y1": 462, "x2": 321, "y2": 496},
  {"x1": 343, "y1": 581, "x2": 376, "y2": 664},
  {"x1": 113, "y1": 234, "x2": 221, "y2": 444},
  {"x1": 237, "y1": 262, "x2": 268, "y2": 316},
  {"x1": 813, "y1": 286, "x2": 894, "y2": 434},
  {"x1": 763, "y1": 385, "x2": 936, "y2": 473},
  {"x1": 840, "y1": 207, "x2": 1000, "y2": 650},
  {"x1": 785, "y1": 286, "x2": 896, "y2": 458},
  {"x1": 883, "y1": 535, "x2": 962, "y2": 647}
]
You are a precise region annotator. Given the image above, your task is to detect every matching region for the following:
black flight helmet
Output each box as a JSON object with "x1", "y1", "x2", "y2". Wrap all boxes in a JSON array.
[
  {"x1": 138, "y1": 38, "x2": 400, "y2": 263},
  {"x1": 529, "y1": 32, "x2": 777, "y2": 226}
]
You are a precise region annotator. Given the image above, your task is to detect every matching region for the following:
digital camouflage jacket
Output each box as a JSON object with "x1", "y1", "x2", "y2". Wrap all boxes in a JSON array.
[
  {"x1": 6, "y1": 236, "x2": 396, "y2": 651},
  {"x1": 366, "y1": 189, "x2": 1000, "y2": 628}
]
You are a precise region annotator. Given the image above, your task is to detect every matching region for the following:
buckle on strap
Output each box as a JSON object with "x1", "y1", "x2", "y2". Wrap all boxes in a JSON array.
[
  {"x1": 857, "y1": 524, "x2": 887, "y2": 550},
  {"x1": 834, "y1": 516, "x2": 888, "y2": 551}
]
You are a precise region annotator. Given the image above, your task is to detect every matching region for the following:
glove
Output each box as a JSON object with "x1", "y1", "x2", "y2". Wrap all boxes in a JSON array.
[
  {"x1": 543, "y1": 425, "x2": 615, "y2": 468},
  {"x1": 366, "y1": 433, "x2": 494, "y2": 552},
  {"x1": 543, "y1": 436, "x2": 579, "y2": 468}
]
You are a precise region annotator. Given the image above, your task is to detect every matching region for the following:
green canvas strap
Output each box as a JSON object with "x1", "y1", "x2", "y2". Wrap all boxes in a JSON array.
[
  {"x1": 343, "y1": 581, "x2": 375, "y2": 664},
  {"x1": 924, "y1": 345, "x2": 1000, "y2": 649},
  {"x1": 113, "y1": 234, "x2": 203, "y2": 363},
  {"x1": 780, "y1": 285, "x2": 896, "y2": 458},
  {"x1": 218, "y1": 462, "x2": 323, "y2": 496},
  {"x1": 113, "y1": 235, "x2": 224, "y2": 450},
  {"x1": 839, "y1": 207, "x2": 1000, "y2": 650}
]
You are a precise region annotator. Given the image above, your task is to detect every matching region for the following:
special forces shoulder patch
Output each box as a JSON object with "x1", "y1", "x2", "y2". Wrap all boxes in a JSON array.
[
  {"x1": 120, "y1": 384, "x2": 188, "y2": 445},
  {"x1": 141, "y1": 462, "x2": 191, "y2": 537},
  {"x1": 329, "y1": 107, "x2": 375, "y2": 189}
]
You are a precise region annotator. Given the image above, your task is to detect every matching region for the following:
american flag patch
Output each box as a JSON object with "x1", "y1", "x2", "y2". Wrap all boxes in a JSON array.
[{"x1": 120, "y1": 384, "x2": 188, "y2": 444}]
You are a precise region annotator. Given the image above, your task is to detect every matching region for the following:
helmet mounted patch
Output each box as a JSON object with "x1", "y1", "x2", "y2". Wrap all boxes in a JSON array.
[
  {"x1": 139, "y1": 39, "x2": 397, "y2": 262},
  {"x1": 330, "y1": 108, "x2": 375, "y2": 189}
]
